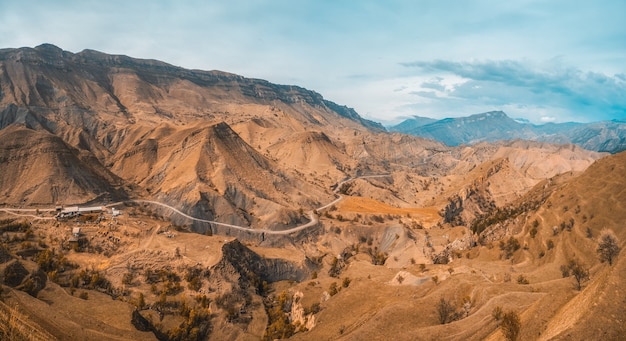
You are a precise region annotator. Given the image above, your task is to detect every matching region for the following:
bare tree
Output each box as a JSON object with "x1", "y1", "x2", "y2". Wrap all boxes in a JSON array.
[
  {"x1": 437, "y1": 297, "x2": 455, "y2": 324},
  {"x1": 567, "y1": 259, "x2": 589, "y2": 290},
  {"x1": 597, "y1": 229, "x2": 620, "y2": 266},
  {"x1": 500, "y1": 311, "x2": 521, "y2": 341}
]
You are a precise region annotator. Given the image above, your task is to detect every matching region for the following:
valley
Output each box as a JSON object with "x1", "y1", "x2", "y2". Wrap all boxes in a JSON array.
[{"x1": 0, "y1": 45, "x2": 624, "y2": 341}]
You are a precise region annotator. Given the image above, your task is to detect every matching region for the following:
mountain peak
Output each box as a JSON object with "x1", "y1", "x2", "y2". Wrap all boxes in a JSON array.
[
  {"x1": 34, "y1": 43, "x2": 63, "y2": 52},
  {"x1": 467, "y1": 111, "x2": 510, "y2": 120},
  {"x1": 392, "y1": 110, "x2": 626, "y2": 152}
]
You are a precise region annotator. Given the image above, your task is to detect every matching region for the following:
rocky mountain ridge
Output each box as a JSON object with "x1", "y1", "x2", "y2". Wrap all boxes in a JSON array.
[{"x1": 391, "y1": 111, "x2": 626, "y2": 153}]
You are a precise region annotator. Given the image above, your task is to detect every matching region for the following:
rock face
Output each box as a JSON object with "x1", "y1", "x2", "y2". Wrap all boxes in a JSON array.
[
  {"x1": 0, "y1": 125, "x2": 125, "y2": 205},
  {"x1": 0, "y1": 44, "x2": 380, "y2": 224},
  {"x1": 0, "y1": 44, "x2": 608, "y2": 233},
  {"x1": 392, "y1": 111, "x2": 626, "y2": 153},
  {"x1": 212, "y1": 240, "x2": 308, "y2": 285}
]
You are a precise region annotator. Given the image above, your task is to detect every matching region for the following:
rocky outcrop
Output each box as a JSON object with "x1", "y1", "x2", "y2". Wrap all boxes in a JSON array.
[{"x1": 212, "y1": 239, "x2": 307, "y2": 285}]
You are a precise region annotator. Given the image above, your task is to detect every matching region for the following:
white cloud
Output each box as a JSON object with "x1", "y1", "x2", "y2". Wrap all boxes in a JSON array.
[{"x1": 0, "y1": 0, "x2": 624, "y2": 123}]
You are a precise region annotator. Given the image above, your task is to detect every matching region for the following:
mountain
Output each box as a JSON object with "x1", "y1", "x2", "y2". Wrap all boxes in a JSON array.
[
  {"x1": 0, "y1": 43, "x2": 388, "y2": 226},
  {"x1": 392, "y1": 111, "x2": 626, "y2": 153},
  {"x1": 0, "y1": 125, "x2": 125, "y2": 205},
  {"x1": 388, "y1": 115, "x2": 436, "y2": 132},
  {"x1": 1, "y1": 44, "x2": 623, "y2": 340}
]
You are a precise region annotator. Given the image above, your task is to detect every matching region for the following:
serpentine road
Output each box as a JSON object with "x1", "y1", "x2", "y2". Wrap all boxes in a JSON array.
[
  {"x1": 0, "y1": 174, "x2": 391, "y2": 236},
  {"x1": 119, "y1": 174, "x2": 391, "y2": 235}
]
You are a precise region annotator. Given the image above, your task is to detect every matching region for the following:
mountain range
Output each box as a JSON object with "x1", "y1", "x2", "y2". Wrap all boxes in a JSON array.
[
  {"x1": 390, "y1": 111, "x2": 626, "y2": 153},
  {"x1": 0, "y1": 44, "x2": 624, "y2": 340}
]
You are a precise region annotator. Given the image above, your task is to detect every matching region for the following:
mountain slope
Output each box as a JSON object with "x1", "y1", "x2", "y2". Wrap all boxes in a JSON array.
[
  {"x1": 0, "y1": 44, "x2": 382, "y2": 222},
  {"x1": 392, "y1": 111, "x2": 626, "y2": 153},
  {"x1": 0, "y1": 125, "x2": 124, "y2": 205}
]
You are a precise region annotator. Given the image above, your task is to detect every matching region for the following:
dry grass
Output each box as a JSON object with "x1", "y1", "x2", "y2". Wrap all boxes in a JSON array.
[
  {"x1": 0, "y1": 300, "x2": 57, "y2": 341},
  {"x1": 337, "y1": 196, "x2": 441, "y2": 226}
]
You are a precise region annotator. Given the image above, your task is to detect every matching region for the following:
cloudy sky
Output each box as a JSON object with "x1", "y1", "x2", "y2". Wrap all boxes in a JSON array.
[{"x1": 1, "y1": 0, "x2": 624, "y2": 125}]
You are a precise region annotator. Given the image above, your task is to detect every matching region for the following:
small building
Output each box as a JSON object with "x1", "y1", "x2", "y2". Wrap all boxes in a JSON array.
[
  {"x1": 72, "y1": 227, "x2": 81, "y2": 237},
  {"x1": 62, "y1": 206, "x2": 79, "y2": 214},
  {"x1": 111, "y1": 208, "x2": 122, "y2": 217},
  {"x1": 78, "y1": 206, "x2": 104, "y2": 214}
]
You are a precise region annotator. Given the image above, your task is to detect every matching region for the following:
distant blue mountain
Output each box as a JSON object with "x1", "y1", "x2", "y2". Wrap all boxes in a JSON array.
[{"x1": 391, "y1": 111, "x2": 626, "y2": 153}]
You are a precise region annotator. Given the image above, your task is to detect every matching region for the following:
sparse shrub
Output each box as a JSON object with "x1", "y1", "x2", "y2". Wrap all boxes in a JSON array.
[
  {"x1": 342, "y1": 277, "x2": 351, "y2": 288},
  {"x1": 546, "y1": 239, "x2": 554, "y2": 250},
  {"x1": 431, "y1": 276, "x2": 439, "y2": 285},
  {"x1": 538, "y1": 250, "x2": 545, "y2": 258},
  {"x1": 34, "y1": 249, "x2": 70, "y2": 273},
  {"x1": 311, "y1": 271, "x2": 317, "y2": 279},
  {"x1": 586, "y1": 227, "x2": 593, "y2": 239},
  {"x1": 499, "y1": 237, "x2": 521, "y2": 259},
  {"x1": 305, "y1": 302, "x2": 321, "y2": 315},
  {"x1": 492, "y1": 306, "x2": 503, "y2": 324},
  {"x1": 503, "y1": 273, "x2": 511, "y2": 283},
  {"x1": 397, "y1": 275, "x2": 404, "y2": 284},
  {"x1": 516, "y1": 275, "x2": 529, "y2": 285},
  {"x1": 371, "y1": 215, "x2": 385, "y2": 223},
  {"x1": 328, "y1": 282, "x2": 339, "y2": 296},
  {"x1": 500, "y1": 311, "x2": 521, "y2": 341},
  {"x1": 185, "y1": 266, "x2": 203, "y2": 291},
  {"x1": 597, "y1": 229, "x2": 620, "y2": 266},
  {"x1": 79, "y1": 291, "x2": 89, "y2": 300},
  {"x1": 263, "y1": 290, "x2": 295, "y2": 340},
  {"x1": 188, "y1": 276, "x2": 202, "y2": 292},
  {"x1": 436, "y1": 297, "x2": 456, "y2": 324},
  {"x1": 371, "y1": 251, "x2": 387, "y2": 266},
  {"x1": 329, "y1": 257, "x2": 343, "y2": 277},
  {"x1": 560, "y1": 264, "x2": 570, "y2": 278},
  {"x1": 122, "y1": 272, "x2": 135, "y2": 285}
]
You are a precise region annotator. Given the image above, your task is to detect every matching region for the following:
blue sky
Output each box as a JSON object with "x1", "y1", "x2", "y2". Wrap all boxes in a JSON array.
[{"x1": 1, "y1": 0, "x2": 624, "y2": 124}]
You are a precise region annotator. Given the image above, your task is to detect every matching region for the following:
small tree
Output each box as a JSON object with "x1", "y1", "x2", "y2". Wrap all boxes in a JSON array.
[
  {"x1": 572, "y1": 263, "x2": 589, "y2": 290},
  {"x1": 328, "y1": 282, "x2": 339, "y2": 296},
  {"x1": 562, "y1": 259, "x2": 590, "y2": 290},
  {"x1": 492, "y1": 306, "x2": 503, "y2": 326},
  {"x1": 500, "y1": 311, "x2": 521, "y2": 341},
  {"x1": 597, "y1": 229, "x2": 620, "y2": 266},
  {"x1": 500, "y1": 237, "x2": 521, "y2": 259},
  {"x1": 437, "y1": 297, "x2": 455, "y2": 324}
]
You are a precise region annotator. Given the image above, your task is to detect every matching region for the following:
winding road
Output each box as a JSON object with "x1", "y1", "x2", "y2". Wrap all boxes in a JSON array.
[
  {"x1": 119, "y1": 174, "x2": 392, "y2": 235},
  {"x1": 0, "y1": 174, "x2": 392, "y2": 236}
]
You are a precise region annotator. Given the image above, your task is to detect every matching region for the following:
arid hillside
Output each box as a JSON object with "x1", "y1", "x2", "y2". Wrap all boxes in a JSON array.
[{"x1": 0, "y1": 44, "x2": 623, "y2": 341}]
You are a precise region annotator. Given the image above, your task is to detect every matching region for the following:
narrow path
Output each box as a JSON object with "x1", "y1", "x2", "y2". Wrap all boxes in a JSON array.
[
  {"x1": 123, "y1": 174, "x2": 392, "y2": 235},
  {"x1": 0, "y1": 209, "x2": 55, "y2": 220}
]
